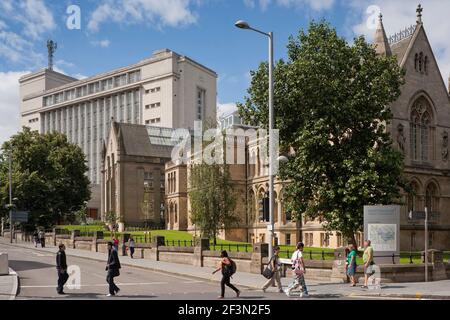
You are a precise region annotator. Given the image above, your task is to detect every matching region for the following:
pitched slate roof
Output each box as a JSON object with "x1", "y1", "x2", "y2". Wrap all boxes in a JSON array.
[
  {"x1": 114, "y1": 122, "x2": 178, "y2": 159},
  {"x1": 390, "y1": 37, "x2": 412, "y2": 65}
]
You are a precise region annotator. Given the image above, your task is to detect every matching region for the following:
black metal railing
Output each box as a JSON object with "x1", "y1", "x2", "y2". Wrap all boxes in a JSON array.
[
  {"x1": 280, "y1": 250, "x2": 335, "y2": 261},
  {"x1": 164, "y1": 240, "x2": 195, "y2": 247},
  {"x1": 209, "y1": 243, "x2": 252, "y2": 252}
]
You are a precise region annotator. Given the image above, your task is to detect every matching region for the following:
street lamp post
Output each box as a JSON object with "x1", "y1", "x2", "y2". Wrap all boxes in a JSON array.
[
  {"x1": 235, "y1": 20, "x2": 275, "y2": 259},
  {"x1": 424, "y1": 206, "x2": 428, "y2": 282},
  {"x1": 8, "y1": 151, "x2": 13, "y2": 244}
]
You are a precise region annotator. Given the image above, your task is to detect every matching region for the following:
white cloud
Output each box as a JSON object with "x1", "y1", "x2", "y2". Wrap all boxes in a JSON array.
[
  {"x1": 0, "y1": 0, "x2": 53, "y2": 67},
  {"x1": 347, "y1": 0, "x2": 450, "y2": 88},
  {"x1": 0, "y1": 28, "x2": 44, "y2": 66},
  {"x1": 91, "y1": 39, "x2": 111, "y2": 48},
  {"x1": 17, "y1": 0, "x2": 56, "y2": 40},
  {"x1": 217, "y1": 102, "x2": 238, "y2": 119},
  {"x1": 0, "y1": 71, "x2": 28, "y2": 146},
  {"x1": 87, "y1": 0, "x2": 200, "y2": 33},
  {"x1": 244, "y1": 0, "x2": 335, "y2": 11}
]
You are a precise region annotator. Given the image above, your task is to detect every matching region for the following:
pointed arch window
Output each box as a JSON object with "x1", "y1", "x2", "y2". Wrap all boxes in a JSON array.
[
  {"x1": 419, "y1": 52, "x2": 423, "y2": 72},
  {"x1": 410, "y1": 98, "x2": 434, "y2": 162},
  {"x1": 425, "y1": 183, "x2": 439, "y2": 212},
  {"x1": 407, "y1": 181, "x2": 420, "y2": 213}
]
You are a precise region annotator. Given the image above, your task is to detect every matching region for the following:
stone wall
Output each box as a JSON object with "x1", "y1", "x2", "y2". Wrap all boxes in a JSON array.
[{"x1": 2, "y1": 231, "x2": 449, "y2": 283}]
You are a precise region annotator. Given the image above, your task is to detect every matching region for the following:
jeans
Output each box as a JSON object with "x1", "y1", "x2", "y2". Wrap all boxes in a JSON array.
[
  {"x1": 262, "y1": 270, "x2": 282, "y2": 291},
  {"x1": 106, "y1": 271, "x2": 120, "y2": 295},
  {"x1": 130, "y1": 247, "x2": 135, "y2": 258},
  {"x1": 286, "y1": 273, "x2": 308, "y2": 295},
  {"x1": 220, "y1": 274, "x2": 239, "y2": 297},
  {"x1": 57, "y1": 270, "x2": 69, "y2": 293}
]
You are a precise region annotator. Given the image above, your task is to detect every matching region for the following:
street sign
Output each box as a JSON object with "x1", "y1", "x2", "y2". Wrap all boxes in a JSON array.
[
  {"x1": 12, "y1": 211, "x2": 29, "y2": 223},
  {"x1": 409, "y1": 211, "x2": 439, "y2": 220}
]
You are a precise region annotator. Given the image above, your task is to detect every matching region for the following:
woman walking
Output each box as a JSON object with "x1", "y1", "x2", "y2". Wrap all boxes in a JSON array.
[
  {"x1": 347, "y1": 244, "x2": 358, "y2": 287},
  {"x1": 212, "y1": 250, "x2": 240, "y2": 299},
  {"x1": 262, "y1": 246, "x2": 283, "y2": 293},
  {"x1": 284, "y1": 242, "x2": 309, "y2": 298}
]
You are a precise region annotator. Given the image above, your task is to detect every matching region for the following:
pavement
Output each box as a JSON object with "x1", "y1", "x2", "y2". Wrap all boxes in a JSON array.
[
  {"x1": 1, "y1": 237, "x2": 450, "y2": 300},
  {"x1": 0, "y1": 268, "x2": 19, "y2": 300}
]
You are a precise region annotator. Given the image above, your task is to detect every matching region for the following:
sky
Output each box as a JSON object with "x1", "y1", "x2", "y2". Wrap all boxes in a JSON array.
[{"x1": 1, "y1": 0, "x2": 450, "y2": 145}]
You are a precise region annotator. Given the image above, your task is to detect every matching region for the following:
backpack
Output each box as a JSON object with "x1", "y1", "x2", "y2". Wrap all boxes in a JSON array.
[{"x1": 226, "y1": 259, "x2": 237, "y2": 276}]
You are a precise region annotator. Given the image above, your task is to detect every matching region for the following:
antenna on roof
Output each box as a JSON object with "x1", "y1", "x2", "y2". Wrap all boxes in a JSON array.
[{"x1": 47, "y1": 40, "x2": 57, "y2": 71}]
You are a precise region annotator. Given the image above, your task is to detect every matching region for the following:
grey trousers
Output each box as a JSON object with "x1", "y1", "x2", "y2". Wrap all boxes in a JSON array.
[{"x1": 262, "y1": 270, "x2": 282, "y2": 290}]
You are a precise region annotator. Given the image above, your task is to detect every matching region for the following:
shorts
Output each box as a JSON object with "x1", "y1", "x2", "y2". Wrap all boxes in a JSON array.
[
  {"x1": 364, "y1": 263, "x2": 374, "y2": 275},
  {"x1": 347, "y1": 264, "x2": 356, "y2": 276}
]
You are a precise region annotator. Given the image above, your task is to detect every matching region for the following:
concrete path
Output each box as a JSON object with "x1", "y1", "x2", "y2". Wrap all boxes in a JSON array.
[
  {"x1": 0, "y1": 268, "x2": 19, "y2": 300},
  {"x1": 1, "y1": 237, "x2": 450, "y2": 300}
]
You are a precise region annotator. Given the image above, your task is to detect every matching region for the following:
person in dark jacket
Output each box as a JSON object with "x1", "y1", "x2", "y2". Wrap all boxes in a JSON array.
[
  {"x1": 106, "y1": 241, "x2": 121, "y2": 297},
  {"x1": 33, "y1": 231, "x2": 39, "y2": 248},
  {"x1": 56, "y1": 243, "x2": 69, "y2": 294},
  {"x1": 212, "y1": 250, "x2": 240, "y2": 299}
]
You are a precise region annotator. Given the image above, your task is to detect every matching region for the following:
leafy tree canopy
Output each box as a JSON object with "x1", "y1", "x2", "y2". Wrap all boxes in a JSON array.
[
  {"x1": 0, "y1": 127, "x2": 91, "y2": 229},
  {"x1": 238, "y1": 21, "x2": 409, "y2": 243}
]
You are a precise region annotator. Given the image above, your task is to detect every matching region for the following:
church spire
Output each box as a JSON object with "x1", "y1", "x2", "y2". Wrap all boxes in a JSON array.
[{"x1": 373, "y1": 13, "x2": 392, "y2": 56}]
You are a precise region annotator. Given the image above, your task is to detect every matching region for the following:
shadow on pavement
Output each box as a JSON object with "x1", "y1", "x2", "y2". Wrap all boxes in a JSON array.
[{"x1": 9, "y1": 260, "x2": 54, "y2": 272}]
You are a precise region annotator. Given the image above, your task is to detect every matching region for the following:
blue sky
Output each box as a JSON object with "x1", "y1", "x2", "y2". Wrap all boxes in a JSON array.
[{"x1": 1, "y1": 0, "x2": 450, "y2": 144}]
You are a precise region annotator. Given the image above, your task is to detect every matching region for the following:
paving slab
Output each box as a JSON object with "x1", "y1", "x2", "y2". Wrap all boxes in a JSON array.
[{"x1": 1, "y1": 237, "x2": 450, "y2": 300}]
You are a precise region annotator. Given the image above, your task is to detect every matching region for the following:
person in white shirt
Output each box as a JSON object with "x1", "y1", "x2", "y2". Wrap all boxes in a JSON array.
[{"x1": 284, "y1": 242, "x2": 309, "y2": 297}]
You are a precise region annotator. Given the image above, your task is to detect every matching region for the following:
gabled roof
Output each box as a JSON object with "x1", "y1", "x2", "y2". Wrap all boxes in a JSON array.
[
  {"x1": 390, "y1": 37, "x2": 412, "y2": 65},
  {"x1": 113, "y1": 122, "x2": 178, "y2": 158}
]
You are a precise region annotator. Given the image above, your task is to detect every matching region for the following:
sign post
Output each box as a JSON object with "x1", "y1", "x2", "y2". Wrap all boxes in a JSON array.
[
  {"x1": 364, "y1": 205, "x2": 400, "y2": 264},
  {"x1": 12, "y1": 211, "x2": 29, "y2": 223}
]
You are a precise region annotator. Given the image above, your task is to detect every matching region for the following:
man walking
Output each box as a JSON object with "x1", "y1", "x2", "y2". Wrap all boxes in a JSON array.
[
  {"x1": 129, "y1": 237, "x2": 135, "y2": 259},
  {"x1": 106, "y1": 241, "x2": 121, "y2": 297},
  {"x1": 284, "y1": 242, "x2": 309, "y2": 297},
  {"x1": 262, "y1": 246, "x2": 283, "y2": 293},
  {"x1": 56, "y1": 243, "x2": 69, "y2": 295},
  {"x1": 362, "y1": 240, "x2": 374, "y2": 289},
  {"x1": 39, "y1": 229, "x2": 45, "y2": 248}
]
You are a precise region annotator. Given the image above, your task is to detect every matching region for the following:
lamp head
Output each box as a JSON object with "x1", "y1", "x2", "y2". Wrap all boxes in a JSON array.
[{"x1": 235, "y1": 20, "x2": 250, "y2": 29}]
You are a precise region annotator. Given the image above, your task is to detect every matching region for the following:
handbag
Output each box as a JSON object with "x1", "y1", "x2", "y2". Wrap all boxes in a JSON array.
[
  {"x1": 262, "y1": 256, "x2": 275, "y2": 279},
  {"x1": 262, "y1": 267, "x2": 274, "y2": 279},
  {"x1": 293, "y1": 252, "x2": 305, "y2": 276}
]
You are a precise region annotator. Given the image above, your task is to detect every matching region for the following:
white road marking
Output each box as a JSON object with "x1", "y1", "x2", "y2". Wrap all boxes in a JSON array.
[
  {"x1": 183, "y1": 280, "x2": 204, "y2": 284},
  {"x1": 21, "y1": 282, "x2": 168, "y2": 289}
]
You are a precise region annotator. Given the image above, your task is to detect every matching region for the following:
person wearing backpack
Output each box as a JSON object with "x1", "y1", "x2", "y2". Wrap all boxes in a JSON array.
[
  {"x1": 212, "y1": 250, "x2": 240, "y2": 299},
  {"x1": 262, "y1": 246, "x2": 283, "y2": 293},
  {"x1": 284, "y1": 242, "x2": 309, "y2": 297}
]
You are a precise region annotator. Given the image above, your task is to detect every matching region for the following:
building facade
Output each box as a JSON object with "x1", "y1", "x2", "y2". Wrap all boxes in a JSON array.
[
  {"x1": 19, "y1": 49, "x2": 217, "y2": 215},
  {"x1": 102, "y1": 122, "x2": 179, "y2": 230},
  {"x1": 167, "y1": 7, "x2": 450, "y2": 251}
]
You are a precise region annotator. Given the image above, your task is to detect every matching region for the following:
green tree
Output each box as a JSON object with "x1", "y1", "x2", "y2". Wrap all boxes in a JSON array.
[
  {"x1": 0, "y1": 128, "x2": 91, "y2": 229},
  {"x1": 189, "y1": 161, "x2": 238, "y2": 245},
  {"x1": 238, "y1": 21, "x2": 409, "y2": 245}
]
